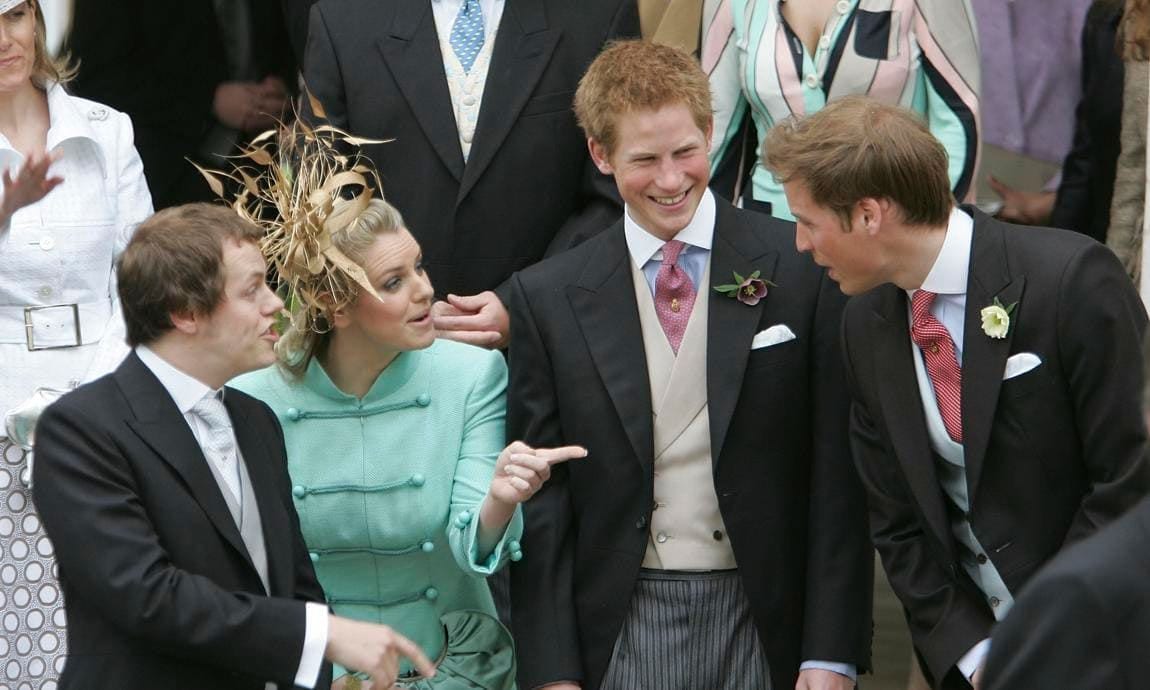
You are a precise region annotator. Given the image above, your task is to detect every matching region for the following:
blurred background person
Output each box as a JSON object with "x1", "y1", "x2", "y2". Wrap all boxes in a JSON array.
[
  {"x1": 0, "y1": 0, "x2": 152, "y2": 684},
  {"x1": 1048, "y1": 0, "x2": 1126, "y2": 242},
  {"x1": 973, "y1": 0, "x2": 1093, "y2": 225},
  {"x1": 704, "y1": 0, "x2": 980, "y2": 221},
  {"x1": 1109, "y1": 0, "x2": 1150, "y2": 305},
  {"x1": 229, "y1": 137, "x2": 583, "y2": 686},
  {"x1": 66, "y1": 0, "x2": 294, "y2": 209}
]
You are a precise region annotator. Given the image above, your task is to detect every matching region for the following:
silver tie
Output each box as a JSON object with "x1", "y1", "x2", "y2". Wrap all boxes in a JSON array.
[{"x1": 191, "y1": 393, "x2": 241, "y2": 505}]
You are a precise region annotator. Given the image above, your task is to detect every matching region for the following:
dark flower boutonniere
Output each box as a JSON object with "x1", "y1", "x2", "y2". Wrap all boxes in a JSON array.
[{"x1": 713, "y1": 270, "x2": 776, "y2": 306}]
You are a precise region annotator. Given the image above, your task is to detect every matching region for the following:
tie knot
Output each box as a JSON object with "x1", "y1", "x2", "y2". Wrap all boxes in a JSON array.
[
  {"x1": 911, "y1": 289, "x2": 937, "y2": 323},
  {"x1": 660, "y1": 240, "x2": 687, "y2": 267},
  {"x1": 192, "y1": 393, "x2": 231, "y2": 429}
]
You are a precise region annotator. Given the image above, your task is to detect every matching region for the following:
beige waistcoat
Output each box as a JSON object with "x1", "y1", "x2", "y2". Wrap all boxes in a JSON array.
[
  {"x1": 632, "y1": 259, "x2": 737, "y2": 570},
  {"x1": 639, "y1": 0, "x2": 705, "y2": 55}
]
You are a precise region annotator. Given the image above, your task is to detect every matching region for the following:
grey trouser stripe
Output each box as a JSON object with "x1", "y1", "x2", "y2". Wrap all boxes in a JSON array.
[{"x1": 600, "y1": 568, "x2": 771, "y2": 690}]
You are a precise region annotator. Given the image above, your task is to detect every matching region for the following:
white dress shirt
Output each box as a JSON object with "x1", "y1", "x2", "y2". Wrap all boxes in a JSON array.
[{"x1": 135, "y1": 347, "x2": 329, "y2": 689}]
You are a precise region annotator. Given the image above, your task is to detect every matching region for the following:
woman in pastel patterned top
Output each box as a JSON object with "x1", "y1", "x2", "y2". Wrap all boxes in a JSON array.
[
  {"x1": 233, "y1": 196, "x2": 583, "y2": 689},
  {"x1": 704, "y1": 0, "x2": 981, "y2": 220}
]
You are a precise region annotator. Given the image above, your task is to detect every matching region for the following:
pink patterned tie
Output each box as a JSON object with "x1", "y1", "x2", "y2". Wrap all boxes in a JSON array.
[
  {"x1": 654, "y1": 240, "x2": 695, "y2": 354},
  {"x1": 910, "y1": 290, "x2": 963, "y2": 443}
]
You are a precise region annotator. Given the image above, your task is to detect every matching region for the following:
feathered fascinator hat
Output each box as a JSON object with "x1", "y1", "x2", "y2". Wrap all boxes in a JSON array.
[{"x1": 195, "y1": 93, "x2": 390, "y2": 344}]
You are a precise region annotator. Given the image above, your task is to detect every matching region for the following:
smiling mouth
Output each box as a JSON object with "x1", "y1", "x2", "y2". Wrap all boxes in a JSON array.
[
  {"x1": 409, "y1": 311, "x2": 431, "y2": 325},
  {"x1": 0, "y1": 56, "x2": 20, "y2": 68},
  {"x1": 651, "y1": 191, "x2": 687, "y2": 206}
]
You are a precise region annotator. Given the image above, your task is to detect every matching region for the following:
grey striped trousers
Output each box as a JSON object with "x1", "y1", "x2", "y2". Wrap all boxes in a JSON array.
[{"x1": 600, "y1": 568, "x2": 771, "y2": 690}]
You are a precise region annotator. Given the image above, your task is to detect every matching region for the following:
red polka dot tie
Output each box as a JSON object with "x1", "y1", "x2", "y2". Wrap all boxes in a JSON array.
[
  {"x1": 654, "y1": 240, "x2": 695, "y2": 354},
  {"x1": 910, "y1": 290, "x2": 963, "y2": 443}
]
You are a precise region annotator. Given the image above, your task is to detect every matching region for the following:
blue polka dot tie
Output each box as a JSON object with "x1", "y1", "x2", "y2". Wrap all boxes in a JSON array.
[{"x1": 450, "y1": 0, "x2": 486, "y2": 74}]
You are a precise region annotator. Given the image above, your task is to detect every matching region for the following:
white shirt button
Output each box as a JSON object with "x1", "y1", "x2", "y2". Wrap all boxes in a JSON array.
[
  {"x1": 462, "y1": 95, "x2": 477, "y2": 107},
  {"x1": 37, "y1": 286, "x2": 53, "y2": 299},
  {"x1": 655, "y1": 532, "x2": 668, "y2": 543},
  {"x1": 804, "y1": 73, "x2": 821, "y2": 89},
  {"x1": 461, "y1": 131, "x2": 474, "y2": 144},
  {"x1": 818, "y1": 35, "x2": 831, "y2": 50},
  {"x1": 836, "y1": 0, "x2": 851, "y2": 14},
  {"x1": 39, "y1": 236, "x2": 56, "y2": 251}
]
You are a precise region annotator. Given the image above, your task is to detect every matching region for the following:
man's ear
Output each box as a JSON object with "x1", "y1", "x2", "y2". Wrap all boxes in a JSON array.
[
  {"x1": 588, "y1": 138, "x2": 613, "y2": 176},
  {"x1": 856, "y1": 197, "x2": 887, "y2": 236},
  {"x1": 169, "y1": 310, "x2": 199, "y2": 336}
]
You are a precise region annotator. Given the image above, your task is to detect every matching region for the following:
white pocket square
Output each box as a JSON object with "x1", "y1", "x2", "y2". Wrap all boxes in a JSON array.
[
  {"x1": 1003, "y1": 352, "x2": 1042, "y2": 380},
  {"x1": 751, "y1": 324, "x2": 797, "y2": 350}
]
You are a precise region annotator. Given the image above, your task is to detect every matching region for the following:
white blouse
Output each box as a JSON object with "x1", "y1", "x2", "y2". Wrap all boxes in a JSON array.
[{"x1": 0, "y1": 84, "x2": 152, "y2": 420}]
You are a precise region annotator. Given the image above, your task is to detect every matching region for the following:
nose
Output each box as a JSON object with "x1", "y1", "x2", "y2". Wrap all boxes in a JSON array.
[
  {"x1": 654, "y1": 158, "x2": 684, "y2": 191},
  {"x1": 794, "y1": 225, "x2": 813, "y2": 253},
  {"x1": 414, "y1": 268, "x2": 434, "y2": 303},
  {"x1": 263, "y1": 284, "x2": 285, "y2": 313}
]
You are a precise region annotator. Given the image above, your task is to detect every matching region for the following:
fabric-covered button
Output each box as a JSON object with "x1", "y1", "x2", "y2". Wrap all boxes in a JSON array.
[
  {"x1": 456, "y1": 510, "x2": 473, "y2": 528},
  {"x1": 410, "y1": 473, "x2": 426, "y2": 487},
  {"x1": 309, "y1": 552, "x2": 319, "y2": 563},
  {"x1": 39, "y1": 236, "x2": 56, "y2": 251},
  {"x1": 416, "y1": 394, "x2": 431, "y2": 407},
  {"x1": 836, "y1": 0, "x2": 851, "y2": 14},
  {"x1": 510, "y1": 550, "x2": 523, "y2": 562},
  {"x1": 462, "y1": 95, "x2": 476, "y2": 107},
  {"x1": 421, "y1": 540, "x2": 435, "y2": 553},
  {"x1": 37, "y1": 286, "x2": 53, "y2": 299},
  {"x1": 424, "y1": 587, "x2": 439, "y2": 601},
  {"x1": 292, "y1": 485, "x2": 307, "y2": 499},
  {"x1": 285, "y1": 407, "x2": 301, "y2": 421},
  {"x1": 804, "y1": 73, "x2": 821, "y2": 89},
  {"x1": 655, "y1": 532, "x2": 668, "y2": 544},
  {"x1": 818, "y1": 35, "x2": 831, "y2": 50},
  {"x1": 88, "y1": 107, "x2": 108, "y2": 121},
  {"x1": 507, "y1": 540, "x2": 520, "y2": 552}
]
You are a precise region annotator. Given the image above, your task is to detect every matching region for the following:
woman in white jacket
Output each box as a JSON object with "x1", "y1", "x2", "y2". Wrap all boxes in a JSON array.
[{"x1": 0, "y1": 0, "x2": 152, "y2": 684}]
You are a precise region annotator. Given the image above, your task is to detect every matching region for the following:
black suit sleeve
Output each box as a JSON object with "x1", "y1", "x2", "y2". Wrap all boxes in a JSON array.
[
  {"x1": 800, "y1": 272, "x2": 874, "y2": 669},
  {"x1": 536, "y1": 0, "x2": 638, "y2": 258},
  {"x1": 32, "y1": 399, "x2": 313, "y2": 685},
  {"x1": 282, "y1": 0, "x2": 319, "y2": 66},
  {"x1": 841, "y1": 313, "x2": 994, "y2": 685},
  {"x1": 301, "y1": 2, "x2": 349, "y2": 130},
  {"x1": 983, "y1": 574, "x2": 1123, "y2": 690},
  {"x1": 1055, "y1": 243, "x2": 1150, "y2": 541},
  {"x1": 506, "y1": 273, "x2": 584, "y2": 688}
]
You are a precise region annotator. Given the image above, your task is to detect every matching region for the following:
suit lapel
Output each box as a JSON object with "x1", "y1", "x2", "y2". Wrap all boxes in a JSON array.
[
  {"x1": 378, "y1": 0, "x2": 465, "y2": 181},
  {"x1": 869, "y1": 287, "x2": 953, "y2": 545},
  {"x1": 960, "y1": 212, "x2": 1024, "y2": 502},
  {"x1": 706, "y1": 205, "x2": 776, "y2": 464},
  {"x1": 227, "y1": 395, "x2": 292, "y2": 597},
  {"x1": 568, "y1": 226, "x2": 654, "y2": 468},
  {"x1": 458, "y1": 0, "x2": 560, "y2": 202},
  {"x1": 116, "y1": 355, "x2": 256, "y2": 573}
]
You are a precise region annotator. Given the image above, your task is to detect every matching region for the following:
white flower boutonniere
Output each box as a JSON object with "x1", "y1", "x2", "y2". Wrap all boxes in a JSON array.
[{"x1": 980, "y1": 297, "x2": 1018, "y2": 339}]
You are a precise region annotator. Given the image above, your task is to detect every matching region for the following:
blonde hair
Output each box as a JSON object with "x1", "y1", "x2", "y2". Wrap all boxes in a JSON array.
[
  {"x1": 573, "y1": 40, "x2": 711, "y2": 155},
  {"x1": 763, "y1": 96, "x2": 952, "y2": 228},
  {"x1": 277, "y1": 198, "x2": 406, "y2": 378},
  {"x1": 25, "y1": 1, "x2": 76, "y2": 88}
]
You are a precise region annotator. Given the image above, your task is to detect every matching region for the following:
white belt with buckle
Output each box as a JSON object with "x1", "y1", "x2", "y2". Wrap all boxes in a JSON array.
[{"x1": 0, "y1": 300, "x2": 113, "y2": 350}]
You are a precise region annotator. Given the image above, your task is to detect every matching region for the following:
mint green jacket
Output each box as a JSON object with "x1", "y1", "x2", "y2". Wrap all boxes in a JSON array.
[{"x1": 232, "y1": 339, "x2": 523, "y2": 671}]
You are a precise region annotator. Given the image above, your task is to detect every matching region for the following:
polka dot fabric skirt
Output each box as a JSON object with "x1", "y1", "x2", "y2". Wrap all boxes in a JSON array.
[{"x1": 0, "y1": 439, "x2": 65, "y2": 689}]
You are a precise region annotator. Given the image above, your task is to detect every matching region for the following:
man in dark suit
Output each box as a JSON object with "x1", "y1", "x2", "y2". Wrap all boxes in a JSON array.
[
  {"x1": 506, "y1": 41, "x2": 872, "y2": 690},
  {"x1": 763, "y1": 96, "x2": 1150, "y2": 690},
  {"x1": 289, "y1": 0, "x2": 636, "y2": 349},
  {"x1": 981, "y1": 334, "x2": 1150, "y2": 690},
  {"x1": 67, "y1": 0, "x2": 295, "y2": 209},
  {"x1": 32, "y1": 204, "x2": 435, "y2": 689}
]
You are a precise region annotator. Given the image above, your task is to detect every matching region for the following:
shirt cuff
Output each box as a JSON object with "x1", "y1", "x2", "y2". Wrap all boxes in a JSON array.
[
  {"x1": 295, "y1": 602, "x2": 330, "y2": 688},
  {"x1": 799, "y1": 660, "x2": 857, "y2": 681},
  {"x1": 957, "y1": 638, "x2": 991, "y2": 683}
]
